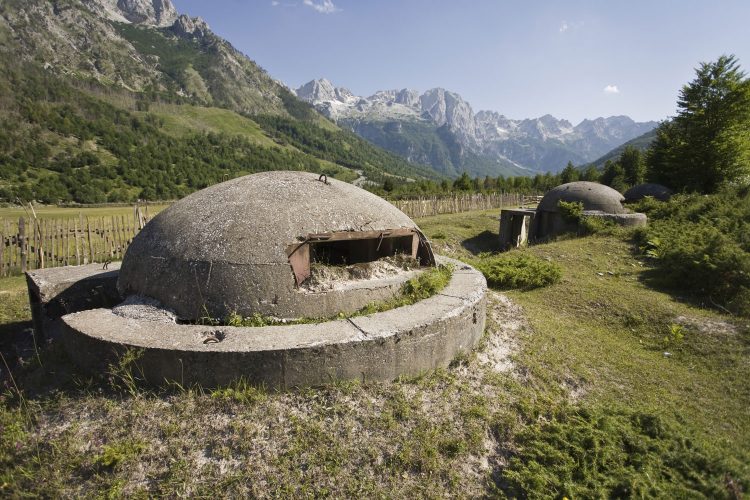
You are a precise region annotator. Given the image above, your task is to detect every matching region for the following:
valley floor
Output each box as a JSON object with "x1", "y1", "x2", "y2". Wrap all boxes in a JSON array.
[{"x1": 0, "y1": 209, "x2": 748, "y2": 497}]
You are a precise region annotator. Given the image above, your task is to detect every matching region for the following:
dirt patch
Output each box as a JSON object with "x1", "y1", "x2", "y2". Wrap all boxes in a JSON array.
[
  {"x1": 674, "y1": 315, "x2": 739, "y2": 337},
  {"x1": 476, "y1": 292, "x2": 525, "y2": 374}
]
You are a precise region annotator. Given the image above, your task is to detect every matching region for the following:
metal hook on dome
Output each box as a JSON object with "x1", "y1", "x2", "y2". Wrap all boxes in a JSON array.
[{"x1": 318, "y1": 174, "x2": 329, "y2": 185}]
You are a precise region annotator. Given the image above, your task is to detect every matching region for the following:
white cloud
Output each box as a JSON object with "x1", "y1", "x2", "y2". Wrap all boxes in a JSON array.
[
  {"x1": 303, "y1": 0, "x2": 340, "y2": 14},
  {"x1": 603, "y1": 84, "x2": 620, "y2": 94},
  {"x1": 559, "y1": 20, "x2": 584, "y2": 34},
  {"x1": 271, "y1": 1, "x2": 280, "y2": 6}
]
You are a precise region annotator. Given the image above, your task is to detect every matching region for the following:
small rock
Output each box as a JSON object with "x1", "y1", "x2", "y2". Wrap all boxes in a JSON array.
[
  {"x1": 596, "y1": 272, "x2": 604, "y2": 276},
  {"x1": 663, "y1": 352, "x2": 672, "y2": 357}
]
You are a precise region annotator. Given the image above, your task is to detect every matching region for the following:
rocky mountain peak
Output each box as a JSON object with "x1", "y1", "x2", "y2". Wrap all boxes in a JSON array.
[
  {"x1": 394, "y1": 88, "x2": 420, "y2": 107},
  {"x1": 419, "y1": 88, "x2": 476, "y2": 140},
  {"x1": 296, "y1": 79, "x2": 355, "y2": 104},
  {"x1": 85, "y1": 0, "x2": 178, "y2": 27},
  {"x1": 171, "y1": 14, "x2": 210, "y2": 38}
]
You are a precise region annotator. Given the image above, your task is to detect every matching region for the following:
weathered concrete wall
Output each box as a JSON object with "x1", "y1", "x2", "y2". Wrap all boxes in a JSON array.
[
  {"x1": 61, "y1": 257, "x2": 486, "y2": 388},
  {"x1": 25, "y1": 263, "x2": 122, "y2": 342},
  {"x1": 498, "y1": 209, "x2": 536, "y2": 249}
]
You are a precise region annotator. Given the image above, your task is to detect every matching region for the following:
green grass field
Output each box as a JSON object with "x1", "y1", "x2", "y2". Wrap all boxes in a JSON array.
[
  {"x1": 0, "y1": 203, "x2": 171, "y2": 220},
  {"x1": 0, "y1": 208, "x2": 747, "y2": 497},
  {"x1": 141, "y1": 104, "x2": 277, "y2": 146}
]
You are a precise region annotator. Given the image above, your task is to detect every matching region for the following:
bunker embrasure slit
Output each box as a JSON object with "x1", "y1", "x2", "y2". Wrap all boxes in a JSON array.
[{"x1": 286, "y1": 228, "x2": 435, "y2": 286}]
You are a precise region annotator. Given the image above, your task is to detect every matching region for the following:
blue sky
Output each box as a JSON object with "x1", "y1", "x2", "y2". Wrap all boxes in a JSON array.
[{"x1": 172, "y1": 0, "x2": 750, "y2": 123}]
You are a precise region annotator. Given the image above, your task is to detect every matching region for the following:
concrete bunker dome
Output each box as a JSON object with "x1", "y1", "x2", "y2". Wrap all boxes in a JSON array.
[
  {"x1": 623, "y1": 183, "x2": 673, "y2": 202},
  {"x1": 117, "y1": 171, "x2": 435, "y2": 320},
  {"x1": 537, "y1": 181, "x2": 626, "y2": 214}
]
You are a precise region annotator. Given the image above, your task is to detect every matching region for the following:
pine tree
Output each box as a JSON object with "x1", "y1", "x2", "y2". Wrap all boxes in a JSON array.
[
  {"x1": 647, "y1": 55, "x2": 750, "y2": 192},
  {"x1": 619, "y1": 146, "x2": 645, "y2": 187},
  {"x1": 601, "y1": 160, "x2": 627, "y2": 192},
  {"x1": 560, "y1": 161, "x2": 580, "y2": 184}
]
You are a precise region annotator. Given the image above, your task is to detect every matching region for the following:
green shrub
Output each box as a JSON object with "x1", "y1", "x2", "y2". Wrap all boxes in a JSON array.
[
  {"x1": 634, "y1": 186, "x2": 750, "y2": 315},
  {"x1": 579, "y1": 215, "x2": 618, "y2": 235},
  {"x1": 475, "y1": 252, "x2": 561, "y2": 290},
  {"x1": 557, "y1": 200, "x2": 584, "y2": 223},
  {"x1": 499, "y1": 403, "x2": 748, "y2": 499},
  {"x1": 94, "y1": 440, "x2": 146, "y2": 469},
  {"x1": 357, "y1": 264, "x2": 453, "y2": 315}
]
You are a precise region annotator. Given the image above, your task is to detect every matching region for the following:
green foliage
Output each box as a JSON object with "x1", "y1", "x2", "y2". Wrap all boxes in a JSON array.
[
  {"x1": 357, "y1": 264, "x2": 453, "y2": 315},
  {"x1": 452, "y1": 172, "x2": 473, "y2": 190},
  {"x1": 634, "y1": 186, "x2": 750, "y2": 315},
  {"x1": 619, "y1": 145, "x2": 645, "y2": 186},
  {"x1": 559, "y1": 161, "x2": 580, "y2": 184},
  {"x1": 557, "y1": 200, "x2": 584, "y2": 223},
  {"x1": 601, "y1": 160, "x2": 627, "y2": 192},
  {"x1": 112, "y1": 21, "x2": 285, "y2": 115},
  {"x1": 474, "y1": 252, "x2": 561, "y2": 290},
  {"x1": 647, "y1": 54, "x2": 750, "y2": 192},
  {"x1": 278, "y1": 86, "x2": 316, "y2": 121},
  {"x1": 580, "y1": 164, "x2": 601, "y2": 182},
  {"x1": 500, "y1": 404, "x2": 748, "y2": 499},
  {"x1": 211, "y1": 379, "x2": 268, "y2": 404},
  {"x1": 664, "y1": 323, "x2": 685, "y2": 347},
  {"x1": 95, "y1": 441, "x2": 146, "y2": 469},
  {"x1": 585, "y1": 128, "x2": 657, "y2": 171},
  {"x1": 0, "y1": 61, "x2": 359, "y2": 203},
  {"x1": 107, "y1": 348, "x2": 146, "y2": 396},
  {"x1": 252, "y1": 114, "x2": 441, "y2": 185},
  {"x1": 578, "y1": 215, "x2": 617, "y2": 235}
]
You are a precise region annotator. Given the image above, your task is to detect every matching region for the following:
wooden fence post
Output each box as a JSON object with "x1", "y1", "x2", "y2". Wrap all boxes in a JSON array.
[
  {"x1": 18, "y1": 217, "x2": 27, "y2": 273},
  {"x1": 0, "y1": 224, "x2": 5, "y2": 277},
  {"x1": 86, "y1": 216, "x2": 94, "y2": 264},
  {"x1": 74, "y1": 218, "x2": 81, "y2": 266}
]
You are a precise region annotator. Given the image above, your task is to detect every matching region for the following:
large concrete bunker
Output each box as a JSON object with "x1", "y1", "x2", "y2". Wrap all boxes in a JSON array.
[
  {"x1": 117, "y1": 171, "x2": 436, "y2": 320},
  {"x1": 499, "y1": 181, "x2": 647, "y2": 248},
  {"x1": 30, "y1": 172, "x2": 486, "y2": 388}
]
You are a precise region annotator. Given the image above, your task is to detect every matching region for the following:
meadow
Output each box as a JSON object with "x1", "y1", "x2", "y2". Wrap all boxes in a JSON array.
[{"x1": 0, "y1": 208, "x2": 747, "y2": 497}]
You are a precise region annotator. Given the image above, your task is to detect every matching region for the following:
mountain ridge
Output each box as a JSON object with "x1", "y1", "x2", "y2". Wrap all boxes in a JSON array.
[{"x1": 296, "y1": 78, "x2": 658, "y2": 176}]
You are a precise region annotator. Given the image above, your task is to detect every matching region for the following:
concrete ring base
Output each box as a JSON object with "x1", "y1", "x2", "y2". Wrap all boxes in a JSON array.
[{"x1": 61, "y1": 257, "x2": 487, "y2": 388}]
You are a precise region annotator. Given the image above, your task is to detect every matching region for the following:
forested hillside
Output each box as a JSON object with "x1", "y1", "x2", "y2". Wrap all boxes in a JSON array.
[{"x1": 0, "y1": 0, "x2": 439, "y2": 204}]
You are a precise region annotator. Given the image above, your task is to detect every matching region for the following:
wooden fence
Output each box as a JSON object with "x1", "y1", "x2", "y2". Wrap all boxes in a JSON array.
[
  {"x1": 0, "y1": 193, "x2": 529, "y2": 276},
  {"x1": 0, "y1": 206, "x2": 151, "y2": 277},
  {"x1": 390, "y1": 192, "x2": 522, "y2": 219}
]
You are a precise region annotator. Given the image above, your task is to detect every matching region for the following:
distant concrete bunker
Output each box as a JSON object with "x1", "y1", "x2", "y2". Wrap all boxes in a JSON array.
[
  {"x1": 499, "y1": 181, "x2": 647, "y2": 248},
  {"x1": 29, "y1": 172, "x2": 486, "y2": 388}
]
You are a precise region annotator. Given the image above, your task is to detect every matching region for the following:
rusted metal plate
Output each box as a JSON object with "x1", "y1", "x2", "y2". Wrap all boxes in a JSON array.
[
  {"x1": 306, "y1": 227, "x2": 416, "y2": 242},
  {"x1": 286, "y1": 242, "x2": 311, "y2": 286},
  {"x1": 415, "y1": 229, "x2": 436, "y2": 266}
]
